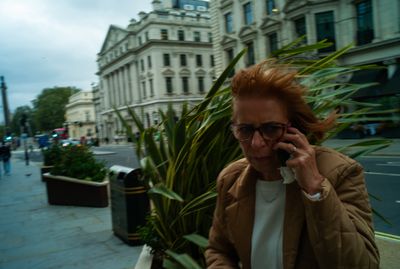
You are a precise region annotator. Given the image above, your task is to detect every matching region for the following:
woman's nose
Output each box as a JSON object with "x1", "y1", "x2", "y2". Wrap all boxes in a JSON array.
[{"x1": 251, "y1": 130, "x2": 268, "y2": 147}]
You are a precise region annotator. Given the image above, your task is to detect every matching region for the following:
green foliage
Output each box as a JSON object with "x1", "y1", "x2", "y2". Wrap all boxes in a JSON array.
[
  {"x1": 32, "y1": 87, "x2": 80, "y2": 131},
  {"x1": 50, "y1": 145, "x2": 107, "y2": 182},
  {"x1": 10, "y1": 106, "x2": 36, "y2": 135},
  {"x1": 42, "y1": 144, "x2": 64, "y2": 166},
  {"x1": 118, "y1": 39, "x2": 397, "y2": 267}
]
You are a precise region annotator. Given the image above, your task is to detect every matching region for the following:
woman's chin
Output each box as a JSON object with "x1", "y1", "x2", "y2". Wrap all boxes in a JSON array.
[{"x1": 250, "y1": 156, "x2": 279, "y2": 170}]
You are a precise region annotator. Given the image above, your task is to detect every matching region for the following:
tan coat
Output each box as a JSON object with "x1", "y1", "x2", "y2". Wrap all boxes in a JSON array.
[{"x1": 206, "y1": 146, "x2": 379, "y2": 269}]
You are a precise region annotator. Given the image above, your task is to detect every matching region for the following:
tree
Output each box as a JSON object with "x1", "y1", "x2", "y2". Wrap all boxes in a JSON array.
[
  {"x1": 32, "y1": 87, "x2": 80, "y2": 132},
  {"x1": 10, "y1": 106, "x2": 36, "y2": 135}
]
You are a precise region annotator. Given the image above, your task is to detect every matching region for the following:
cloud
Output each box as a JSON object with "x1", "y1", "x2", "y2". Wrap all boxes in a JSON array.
[{"x1": 0, "y1": 0, "x2": 152, "y2": 114}]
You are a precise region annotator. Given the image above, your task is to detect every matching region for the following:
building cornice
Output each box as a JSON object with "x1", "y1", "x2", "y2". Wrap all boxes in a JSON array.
[{"x1": 101, "y1": 97, "x2": 205, "y2": 115}]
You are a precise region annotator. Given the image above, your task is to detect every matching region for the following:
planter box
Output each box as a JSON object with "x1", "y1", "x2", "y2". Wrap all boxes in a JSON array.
[
  {"x1": 43, "y1": 173, "x2": 109, "y2": 207},
  {"x1": 40, "y1": 165, "x2": 53, "y2": 182}
]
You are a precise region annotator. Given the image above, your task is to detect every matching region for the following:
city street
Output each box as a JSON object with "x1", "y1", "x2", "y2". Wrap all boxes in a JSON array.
[
  {"x1": 14, "y1": 142, "x2": 400, "y2": 237},
  {"x1": 358, "y1": 156, "x2": 400, "y2": 236}
]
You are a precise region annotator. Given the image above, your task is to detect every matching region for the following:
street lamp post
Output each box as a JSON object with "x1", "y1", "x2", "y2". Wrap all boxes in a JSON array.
[
  {"x1": 20, "y1": 113, "x2": 30, "y2": 165},
  {"x1": 0, "y1": 76, "x2": 10, "y2": 128}
]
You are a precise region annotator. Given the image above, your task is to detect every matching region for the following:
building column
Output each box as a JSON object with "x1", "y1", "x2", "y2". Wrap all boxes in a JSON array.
[
  {"x1": 102, "y1": 75, "x2": 110, "y2": 109},
  {"x1": 123, "y1": 65, "x2": 130, "y2": 104},
  {"x1": 117, "y1": 69, "x2": 123, "y2": 106},
  {"x1": 112, "y1": 71, "x2": 120, "y2": 107},
  {"x1": 119, "y1": 67, "x2": 127, "y2": 105},
  {"x1": 107, "y1": 74, "x2": 114, "y2": 108}
]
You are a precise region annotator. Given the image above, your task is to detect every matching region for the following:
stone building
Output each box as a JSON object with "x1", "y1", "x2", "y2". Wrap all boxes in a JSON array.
[
  {"x1": 65, "y1": 91, "x2": 97, "y2": 140},
  {"x1": 96, "y1": 0, "x2": 214, "y2": 142},
  {"x1": 210, "y1": 0, "x2": 400, "y2": 102}
]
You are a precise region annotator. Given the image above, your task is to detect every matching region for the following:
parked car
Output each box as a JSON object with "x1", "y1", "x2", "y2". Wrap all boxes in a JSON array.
[{"x1": 61, "y1": 139, "x2": 80, "y2": 147}]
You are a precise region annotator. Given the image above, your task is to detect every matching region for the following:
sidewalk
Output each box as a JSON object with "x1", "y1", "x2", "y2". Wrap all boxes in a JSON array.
[{"x1": 0, "y1": 159, "x2": 141, "y2": 269}]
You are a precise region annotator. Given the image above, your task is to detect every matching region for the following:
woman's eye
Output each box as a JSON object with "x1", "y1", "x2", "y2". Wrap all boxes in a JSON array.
[{"x1": 239, "y1": 126, "x2": 253, "y2": 133}]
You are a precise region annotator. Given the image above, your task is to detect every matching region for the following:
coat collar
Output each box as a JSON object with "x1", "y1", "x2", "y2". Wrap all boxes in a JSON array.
[{"x1": 226, "y1": 162, "x2": 305, "y2": 269}]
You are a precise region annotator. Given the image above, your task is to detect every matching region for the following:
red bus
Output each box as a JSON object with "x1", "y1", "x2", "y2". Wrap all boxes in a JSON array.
[{"x1": 52, "y1": 128, "x2": 68, "y2": 139}]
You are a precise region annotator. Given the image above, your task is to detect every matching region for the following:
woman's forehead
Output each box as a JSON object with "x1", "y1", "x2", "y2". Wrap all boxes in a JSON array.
[{"x1": 232, "y1": 97, "x2": 288, "y2": 123}]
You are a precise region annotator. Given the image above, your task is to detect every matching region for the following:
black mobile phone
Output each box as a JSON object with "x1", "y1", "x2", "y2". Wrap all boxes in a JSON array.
[{"x1": 277, "y1": 149, "x2": 290, "y2": 167}]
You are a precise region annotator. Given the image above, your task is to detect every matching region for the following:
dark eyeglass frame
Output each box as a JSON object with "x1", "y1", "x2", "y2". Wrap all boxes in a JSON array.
[{"x1": 231, "y1": 121, "x2": 290, "y2": 142}]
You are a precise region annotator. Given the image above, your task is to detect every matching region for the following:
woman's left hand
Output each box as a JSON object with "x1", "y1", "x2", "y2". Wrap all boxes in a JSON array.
[{"x1": 273, "y1": 126, "x2": 324, "y2": 194}]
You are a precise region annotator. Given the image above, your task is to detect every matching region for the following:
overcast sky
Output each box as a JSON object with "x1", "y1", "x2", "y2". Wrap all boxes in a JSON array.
[{"x1": 0, "y1": 0, "x2": 152, "y2": 117}]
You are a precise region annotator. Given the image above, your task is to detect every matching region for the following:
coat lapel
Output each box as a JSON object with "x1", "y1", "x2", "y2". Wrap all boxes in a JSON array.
[
  {"x1": 283, "y1": 182, "x2": 306, "y2": 269},
  {"x1": 225, "y1": 165, "x2": 257, "y2": 269}
]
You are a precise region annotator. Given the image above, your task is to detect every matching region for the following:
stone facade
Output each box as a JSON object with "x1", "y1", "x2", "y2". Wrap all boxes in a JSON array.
[
  {"x1": 210, "y1": 0, "x2": 400, "y2": 75},
  {"x1": 65, "y1": 91, "x2": 97, "y2": 140},
  {"x1": 96, "y1": 0, "x2": 214, "y2": 142}
]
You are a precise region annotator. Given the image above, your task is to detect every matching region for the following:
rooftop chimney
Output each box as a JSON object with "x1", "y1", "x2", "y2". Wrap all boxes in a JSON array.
[{"x1": 152, "y1": 0, "x2": 163, "y2": 11}]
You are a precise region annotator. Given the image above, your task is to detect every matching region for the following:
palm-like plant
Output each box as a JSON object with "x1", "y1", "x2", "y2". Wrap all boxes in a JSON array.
[{"x1": 116, "y1": 39, "x2": 398, "y2": 268}]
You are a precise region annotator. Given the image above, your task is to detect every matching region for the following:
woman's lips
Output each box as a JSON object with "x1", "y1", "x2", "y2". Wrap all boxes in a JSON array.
[{"x1": 252, "y1": 156, "x2": 271, "y2": 161}]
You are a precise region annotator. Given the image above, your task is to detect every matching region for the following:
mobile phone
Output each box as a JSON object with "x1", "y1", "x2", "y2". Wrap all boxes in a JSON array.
[{"x1": 277, "y1": 149, "x2": 290, "y2": 167}]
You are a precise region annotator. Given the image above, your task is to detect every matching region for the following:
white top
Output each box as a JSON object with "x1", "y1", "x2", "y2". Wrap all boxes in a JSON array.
[{"x1": 251, "y1": 179, "x2": 286, "y2": 269}]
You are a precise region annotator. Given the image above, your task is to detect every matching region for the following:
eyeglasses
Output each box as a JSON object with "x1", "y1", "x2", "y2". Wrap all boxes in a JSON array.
[{"x1": 231, "y1": 122, "x2": 288, "y2": 142}]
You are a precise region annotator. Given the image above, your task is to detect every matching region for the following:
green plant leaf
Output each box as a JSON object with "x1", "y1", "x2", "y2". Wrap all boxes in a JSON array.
[
  {"x1": 165, "y1": 250, "x2": 203, "y2": 269},
  {"x1": 149, "y1": 183, "x2": 184, "y2": 202},
  {"x1": 183, "y1": 233, "x2": 209, "y2": 248},
  {"x1": 372, "y1": 208, "x2": 392, "y2": 226},
  {"x1": 191, "y1": 48, "x2": 246, "y2": 115},
  {"x1": 163, "y1": 258, "x2": 183, "y2": 269}
]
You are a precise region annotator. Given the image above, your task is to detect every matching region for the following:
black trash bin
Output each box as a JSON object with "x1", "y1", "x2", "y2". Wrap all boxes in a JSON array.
[{"x1": 109, "y1": 165, "x2": 150, "y2": 246}]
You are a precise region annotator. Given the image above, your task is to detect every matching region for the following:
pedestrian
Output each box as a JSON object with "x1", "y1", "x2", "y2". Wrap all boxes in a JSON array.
[
  {"x1": 1, "y1": 141, "x2": 11, "y2": 176},
  {"x1": 205, "y1": 61, "x2": 379, "y2": 268}
]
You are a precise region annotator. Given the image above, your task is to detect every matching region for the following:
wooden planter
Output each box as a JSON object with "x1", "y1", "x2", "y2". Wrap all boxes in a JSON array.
[
  {"x1": 40, "y1": 165, "x2": 53, "y2": 182},
  {"x1": 43, "y1": 173, "x2": 109, "y2": 207}
]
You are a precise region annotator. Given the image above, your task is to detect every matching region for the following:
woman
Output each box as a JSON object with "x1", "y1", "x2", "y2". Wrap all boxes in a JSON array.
[
  {"x1": 1, "y1": 141, "x2": 11, "y2": 176},
  {"x1": 205, "y1": 62, "x2": 379, "y2": 269}
]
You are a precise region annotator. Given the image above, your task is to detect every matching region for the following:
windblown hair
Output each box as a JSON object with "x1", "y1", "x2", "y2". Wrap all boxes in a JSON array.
[{"x1": 231, "y1": 61, "x2": 337, "y2": 143}]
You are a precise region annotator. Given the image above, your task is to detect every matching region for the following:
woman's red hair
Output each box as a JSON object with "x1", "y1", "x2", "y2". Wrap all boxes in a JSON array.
[{"x1": 231, "y1": 61, "x2": 337, "y2": 143}]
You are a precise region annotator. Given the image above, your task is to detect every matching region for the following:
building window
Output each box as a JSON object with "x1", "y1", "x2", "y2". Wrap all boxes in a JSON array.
[
  {"x1": 140, "y1": 59, "x2": 145, "y2": 72},
  {"x1": 161, "y1": 29, "x2": 168, "y2": 40},
  {"x1": 163, "y1": 53, "x2": 170, "y2": 66},
  {"x1": 148, "y1": 55, "x2": 152, "y2": 68},
  {"x1": 165, "y1": 77, "x2": 173, "y2": 94},
  {"x1": 208, "y1": 32, "x2": 213, "y2": 43},
  {"x1": 356, "y1": 0, "x2": 374, "y2": 45},
  {"x1": 85, "y1": 111, "x2": 90, "y2": 122},
  {"x1": 268, "y1": 32, "x2": 278, "y2": 55},
  {"x1": 196, "y1": 54, "x2": 203, "y2": 67},
  {"x1": 152, "y1": 111, "x2": 159, "y2": 125},
  {"x1": 142, "y1": 81, "x2": 147, "y2": 98},
  {"x1": 226, "y1": 48, "x2": 235, "y2": 77},
  {"x1": 145, "y1": 31, "x2": 149, "y2": 41},
  {"x1": 178, "y1": 29, "x2": 185, "y2": 41},
  {"x1": 210, "y1": 55, "x2": 215, "y2": 67},
  {"x1": 149, "y1": 79, "x2": 154, "y2": 97},
  {"x1": 294, "y1": 16, "x2": 307, "y2": 42},
  {"x1": 225, "y1": 12, "x2": 233, "y2": 33},
  {"x1": 194, "y1": 31, "x2": 201, "y2": 42},
  {"x1": 182, "y1": 77, "x2": 189, "y2": 94},
  {"x1": 198, "y1": 77, "x2": 205, "y2": 93},
  {"x1": 246, "y1": 42, "x2": 255, "y2": 66},
  {"x1": 315, "y1": 11, "x2": 336, "y2": 53},
  {"x1": 138, "y1": 36, "x2": 142, "y2": 45},
  {"x1": 180, "y1": 54, "x2": 187, "y2": 66},
  {"x1": 243, "y1": 2, "x2": 253, "y2": 25},
  {"x1": 266, "y1": 0, "x2": 276, "y2": 15}
]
